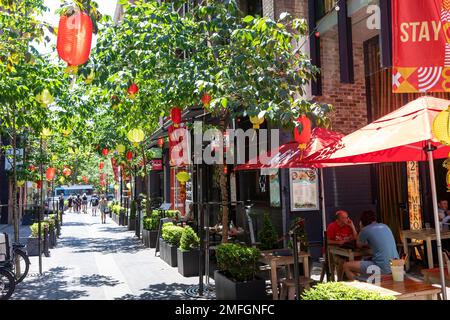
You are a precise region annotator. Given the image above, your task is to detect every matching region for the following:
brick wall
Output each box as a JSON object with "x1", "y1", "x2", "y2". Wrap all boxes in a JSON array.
[{"x1": 315, "y1": 26, "x2": 368, "y2": 134}]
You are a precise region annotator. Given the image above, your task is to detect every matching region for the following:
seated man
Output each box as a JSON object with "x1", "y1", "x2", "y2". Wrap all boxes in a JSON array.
[
  {"x1": 438, "y1": 199, "x2": 449, "y2": 222},
  {"x1": 327, "y1": 210, "x2": 358, "y2": 279},
  {"x1": 343, "y1": 210, "x2": 399, "y2": 281},
  {"x1": 327, "y1": 210, "x2": 358, "y2": 246}
]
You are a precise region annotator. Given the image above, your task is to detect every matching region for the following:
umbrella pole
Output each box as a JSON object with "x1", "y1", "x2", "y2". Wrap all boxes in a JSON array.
[
  {"x1": 320, "y1": 168, "x2": 327, "y2": 234},
  {"x1": 426, "y1": 141, "x2": 447, "y2": 300}
]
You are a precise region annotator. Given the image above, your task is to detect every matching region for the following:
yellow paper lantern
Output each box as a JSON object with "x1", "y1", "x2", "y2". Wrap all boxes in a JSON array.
[
  {"x1": 114, "y1": 184, "x2": 119, "y2": 191},
  {"x1": 176, "y1": 171, "x2": 190, "y2": 184},
  {"x1": 36, "y1": 89, "x2": 54, "y2": 106},
  {"x1": 116, "y1": 144, "x2": 126, "y2": 154},
  {"x1": 59, "y1": 176, "x2": 65, "y2": 184},
  {"x1": 17, "y1": 180, "x2": 25, "y2": 187},
  {"x1": 41, "y1": 128, "x2": 52, "y2": 138},
  {"x1": 52, "y1": 154, "x2": 58, "y2": 162},
  {"x1": 249, "y1": 114, "x2": 265, "y2": 129},
  {"x1": 84, "y1": 71, "x2": 95, "y2": 84},
  {"x1": 127, "y1": 128, "x2": 145, "y2": 145},
  {"x1": 433, "y1": 107, "x2": 450, "y2": 145}
]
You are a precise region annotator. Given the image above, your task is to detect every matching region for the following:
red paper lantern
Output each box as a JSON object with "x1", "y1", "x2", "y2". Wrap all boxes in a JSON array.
[
  {"x1": 63, "y1": 167, "x2": 72, "y2": 177},
  {"x1": 102, "y1": 148, "x2": 109, "y2": 156},
  {"x1": 56, "y1": 12, "x2": 93, "y2": 66},
  {"x1": 29, "y1": 164, "x2": 36, "y2": 172},
  {"x1": 126, "y1": 151, "x2": 133, "y2": 161},
  {"x1": 46, "y1": 167, "x2": 56, "y2": 181},
  {"x1": 201, "y1": 93, "x2": 212, "y2": 106},
  {"x1": 171, "y1": 107, "x2": 182, "y2": 127},
  {"x1": 294, "y1": 115, "x2": 312, "y2": 150},
  {"x1": 36, "y1": 180, "x2": 41, "y2": 189},
  {"x1": 157, "y1": 137, "x2": 164, "y2": 148},
  {"x1": 127, "y1": 83, "x2": 139, "y2": 96},
  {"x1": 82, "y1": 176, "x2": 88, "y2": 183},
  {"x1": 99, "y1": 162, "x2": 104, "y2": 170}
]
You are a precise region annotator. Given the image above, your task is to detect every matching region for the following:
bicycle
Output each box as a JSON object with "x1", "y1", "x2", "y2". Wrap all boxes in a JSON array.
[
  {"x1": 0, "y1": 266, "x2": 15, "y2": 300},
  {"x1": 1, "y1": 233, "x2": 30, "y2": 284}
]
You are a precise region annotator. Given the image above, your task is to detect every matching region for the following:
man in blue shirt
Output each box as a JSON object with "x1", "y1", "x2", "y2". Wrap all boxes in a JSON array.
[{"x1": 343, "y1": 210, "x2": 399, "y2": 281}]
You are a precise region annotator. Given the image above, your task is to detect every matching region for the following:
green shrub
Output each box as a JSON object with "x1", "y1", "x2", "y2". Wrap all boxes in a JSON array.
[
  {"x1": 258, "y1": 213, "x2": 278, "y2": 251},
  {"x1": 216, "y1": 243, "x2": 260, "y2": 282},
  {"x1": 166, "y1": 210, "x2": 180, "y2": 219},
  {"x1": 179, "y1": 226, "x2": 200, "y2": 251},
  {"x1": 162, "y1": 223, "x2": 184, "y2": 246},
  {"x1": 31, "y1": 221, "x2": 50, "y2": 237},
  {"x1": 301, "y1": 282, "x2": 396, "y2": 300},
  {"x1": 130, "y1": 200, "x2": 137, "y2": 219},
  {"x1": 143, "y1": 210, "x2": 161, "y2": 231}
]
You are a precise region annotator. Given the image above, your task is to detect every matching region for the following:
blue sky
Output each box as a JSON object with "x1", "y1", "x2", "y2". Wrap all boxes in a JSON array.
[{"x1": 36, "y1": 0, "x2": 118, "y2": 56}]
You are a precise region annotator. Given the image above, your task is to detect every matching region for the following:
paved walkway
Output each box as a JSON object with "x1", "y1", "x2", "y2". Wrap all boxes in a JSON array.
[{"x1": 11, "y1": 211, "x2": 200, "y2": 300}]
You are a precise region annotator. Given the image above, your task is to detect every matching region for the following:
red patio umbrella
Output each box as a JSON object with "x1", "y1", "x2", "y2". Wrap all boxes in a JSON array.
[{"x1": 306, "y1": 96, "x2": 450, "y2": 299}]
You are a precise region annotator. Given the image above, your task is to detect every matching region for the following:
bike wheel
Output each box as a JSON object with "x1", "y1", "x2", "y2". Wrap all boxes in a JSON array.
[
  {"x1": 13, "y1": 250, "x2": 30, "y2": 284},
  {"x1": 0, "y1": 269, "x2": 15, "y2": 300}
]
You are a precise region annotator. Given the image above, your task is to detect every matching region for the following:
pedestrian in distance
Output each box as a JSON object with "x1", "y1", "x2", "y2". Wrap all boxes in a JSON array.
[
  {"x1": 81, "y1": 193, "x2": 88, "y2": 214},
  {"x1": 91, "y1": 194, "x2": 99, "y2": 216},
  {"x1": 68, "y1": 194, "x2": 73, "y2": 213},
  {"x1": 99, "y1": 196, "x2": 108, "y2": 224},
  {"x1": 76, "y1": 194, "x2": 81, "y2": 213},
  {"x1": 58, "y1": 193, "x2": 65, "y2": 213}
]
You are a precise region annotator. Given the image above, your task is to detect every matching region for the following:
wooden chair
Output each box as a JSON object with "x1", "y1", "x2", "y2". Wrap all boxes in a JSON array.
[
  {"x1": 319, "y1": 231, "x2": 333, "y2": 282},
  {"x1": 397, "y1": 241, "x2": 425, "y2": 265},
  {"x1": 279, "y1": 277, "x2": 314, "y2": 300}
]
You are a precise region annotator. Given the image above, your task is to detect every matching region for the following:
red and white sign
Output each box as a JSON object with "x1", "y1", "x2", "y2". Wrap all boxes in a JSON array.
[
  {"x1": 393, "y1": 0, "x2": 450, "y2": 92},
  {"x1": 151, "y1": 159, "x2": 163, "y2": 171}
]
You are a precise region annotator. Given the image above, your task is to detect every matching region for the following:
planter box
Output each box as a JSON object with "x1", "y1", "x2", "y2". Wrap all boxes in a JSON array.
[
  {"x1": 27, "y1": 238, "x2": 43, "y2": 256},
  {"x1": 165, "y1": 243, "x2": 178, "y2": 267},
  {"x1": 49, "y1": 230, "x2": 57, "y2": 248},
  {"x1": 143, "y1": 230, "x2": 158, "y2": 248},
  {"x1": 128, "y1": 218, "x2": 136, "y2": 231},
  {"x1": 214, "y1": 270, "x2": 266, "y2": 300},
  {"x1": 177, "y1": 248, "x2": 199, "y2": 277},
  {"x1": 159, "y1": 238, "x2": 167, "y2": 261},
  {"x1": 119, "y1": 214, "x2": 126, "y2": 226}
]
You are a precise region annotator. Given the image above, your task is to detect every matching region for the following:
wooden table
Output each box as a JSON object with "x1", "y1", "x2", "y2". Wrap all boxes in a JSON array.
[
  {"x1": 328, "y1": 245, "x2": 372, "y2": 281},
  {"x1": 341, "y1": 275, "x2": 441, "y2": 300},
  {"x1": 259, "y1": 250, "x2": 310, "y2": 300},
  {"x1": 421, "y1": 268, "x2": 450, "y2": 287},
  {"x1": 401, "y1": 229, "x2": 450, "y2": 270}
]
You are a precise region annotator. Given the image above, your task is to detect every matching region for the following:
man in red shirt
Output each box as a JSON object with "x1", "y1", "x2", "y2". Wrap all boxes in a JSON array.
[
  {"x1": 327, "y1": 210, "x2": 358, "y2": 245},
  {"x1": 327, "y1": 210, "x2": 358, "y2": 280}
]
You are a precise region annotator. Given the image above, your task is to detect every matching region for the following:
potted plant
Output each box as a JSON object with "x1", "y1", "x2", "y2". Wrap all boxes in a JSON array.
[
  {"x1": 258, "y1": 213, "x2": 279, "y2": 251},
  {"x1": 119, "y1": 207, "x2": 127, "y2": 226},
  {"x1": 177, "y1": 226, "x2": 200, "y2": 277},
  {"x1": 214, "y1": 243, "x2": 266, "y2": 300},
  {"x1": 301, "y1": 282, "x2": 395, "y2": 300},
  {"x1": 159, "y1": 222, "x2": 171, "y2": 262},
  {"x1": 143, "y1": 210, "x2": 160, "y2": 248},
  {"x1": 128, "y1": 200, "x2": 137, "y2": 231},
  {"x1": 161, "y1": 222, "x2": 183, "y2": 267},
  {"x1": 46, "y1": 216, "x2": 57, "y2": 248},
  {"x1": 27, "y1": 222, "x2": 47, "y2": 256}
]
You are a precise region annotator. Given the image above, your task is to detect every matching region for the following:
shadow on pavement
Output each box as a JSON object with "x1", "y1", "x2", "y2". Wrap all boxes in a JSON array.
[
  {"x1": 115, "y1": 283, "x2": 201, "y2": 300},
  {"x1": 59, "y1": 237, "x2": 144, "y2": 254},
  {"x1": 12, "y1": 266, "x2": 88, "y2": 300},
  {"x1": 79, "y1": 274, "x2": 122, "y2": 287}
]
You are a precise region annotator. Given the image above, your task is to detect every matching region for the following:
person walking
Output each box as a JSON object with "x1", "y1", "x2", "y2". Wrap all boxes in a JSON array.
[
  {"x1": 91, "y1": 194, "x2": 99, "y2": 216},
  {"x1": 68, "y1": 194, "x2": 74, "y2": 213},
  {"x1": 58, "y1": 193, "x2": 65, "y2": 214},
  {"x1": 75, "y1": 194, "x2": 81, "y2": 213},
  {"x1": 99, "y1": 196, "x2": 108, "y2": 224},
  {"x1": 81, "y1": 193, "x2": 88, "y2": 214}
]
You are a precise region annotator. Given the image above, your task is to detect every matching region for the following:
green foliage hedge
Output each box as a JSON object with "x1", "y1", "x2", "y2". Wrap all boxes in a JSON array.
[
  {"x1": 258, "y1": 213, "x2": 278, "y2": 251},
  {"x1": 162, "y1": 222, "x2": 184, "y2": 246},
  {"x1": 216, "y1": 243, "x2": 260, "y2": 282},
  {"x1": 301, "y1": 282, "x2": 396, "y2": 300},
  {"x1": 179, "y1": 226, "x2": 200, "y2": 252}
]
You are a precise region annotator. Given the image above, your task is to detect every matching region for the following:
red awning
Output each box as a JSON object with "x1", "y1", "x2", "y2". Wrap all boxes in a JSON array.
[{"x1": 307, "y1": 96, "x2": 450, "y2": 164}]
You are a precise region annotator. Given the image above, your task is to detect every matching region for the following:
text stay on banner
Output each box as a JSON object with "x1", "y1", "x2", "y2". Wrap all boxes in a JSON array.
[{"x1": 393, "y1": 0, "x2": 450, "y2": 93}]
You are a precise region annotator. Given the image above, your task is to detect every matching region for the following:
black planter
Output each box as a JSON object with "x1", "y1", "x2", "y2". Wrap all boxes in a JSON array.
[
  {"x1": 142, "y1": 229, "x2": 150, "y2": 247},
  {"x1": 159, "y1": 238, "x2": 166, "y2": 261},
  {"x1": 149, "y1": 230, "x2": 158, "y2": 248},
  {"x1": 128, "y1": 218, "x2": 136, "y2": 231},
  {"x1": 27, "y1": 238, "x2": 43, "y2": 256},
  {"x1": 119, "y1": 214, "x2": 126, "y2": 226},
  {"x1": 165, "y1": 243, "x2": 178, "y2": 267},
  {"x1": 49, "y1": 230, "x2": 57, "y2": 248},
  {"x1": 177, "y1": 248, "x2": 199, "y2": 277},
  {"x1": 214, "y1": 270, "x2": 266, "y2": 300}
]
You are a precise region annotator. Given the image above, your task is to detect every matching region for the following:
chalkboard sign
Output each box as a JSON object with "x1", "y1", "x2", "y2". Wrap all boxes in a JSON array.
[{"x1": 154, "y1": 217, "x2": 173, "y2": 256}]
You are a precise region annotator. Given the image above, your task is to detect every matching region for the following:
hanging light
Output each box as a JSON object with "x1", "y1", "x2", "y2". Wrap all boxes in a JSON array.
[
  {"x1": 56, "y1": 11, "x2": 93, "y2": 67},
  {"x1": 102, "y1": 148, "x2": 109, "y2": 156},
  {"x1": 126, "y1": 151, "x2": 133, "y2": 161},
  {"x1": 201, "y1": 93, "x2": 212, "y2": 106},
  {"x1": 157, "y1": 137, "x2": 164, "y2": 148},
  {"x1": 41, "y1": 128, "x2": 52, "y2": 138},
  {"x1": 63, "y1": 167, "x2": 72, "y2": 177},
  {"x1": 176, "y1": 171, "x2": 190, "y2": 184},
  {"x1": 17, "y1": 180, "x2": 25, "y2": 188},
  {"x1": 46, "y1": 167, "x2": 56, "y2": 181},
  {"x1": 99, "y1": 162, "x2": 104, "y2": 170},
  {"x1": 36, "y1": 89, "x2": 54, "y2": 106},
  {"x1": 171, "y1": 107, "x2": 182, "y2": 128},
  {"x1": 127, "y1": 83, "x2": 139, "y2": 98},
  {"x1": 82, "y1": 176, "x2": 88, "y2": 184},
  {"x1": 116, "y1": 144, "x2": 126, "y2": 154},
  {"x1": 36, "y1": 180, "x2": 42, "y2": 189},
  {"x1": 127, "y1": 128, "x2": 145, "y2": 146},
  {"x1": 114, "y1": 184, "x2": 119, "y2": 191},
  {"x1": 59, "y1": 176, "x2": 65, "y2": 184},
  {"x1": 29, "y1": 164, "x2": 36, "y2": 172},
  {"x1": 250, "y1": 114, "x2": 265, "y2": 129},
  {"x1": 294, "y1": 115, "x2": 312, "y2": 151}
]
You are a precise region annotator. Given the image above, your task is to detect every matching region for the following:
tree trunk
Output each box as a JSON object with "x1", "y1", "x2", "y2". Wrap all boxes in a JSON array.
[
  {"x1": 12, "y1": 121, "x2": 19, "y2": 243},
  {"x1": 218, "y1": 164, "x2": 229, "y2": 243},
  {"x1": 141, "y1": 145, "x2": 150, "y2": 217}
]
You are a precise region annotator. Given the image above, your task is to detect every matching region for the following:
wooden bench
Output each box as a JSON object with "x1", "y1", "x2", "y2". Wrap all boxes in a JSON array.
[{"x1": 279, "y1": 277, "x2": 314, "y2": 300}]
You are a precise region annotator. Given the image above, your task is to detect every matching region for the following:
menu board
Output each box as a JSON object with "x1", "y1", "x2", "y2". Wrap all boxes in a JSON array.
[{"x1": 289, "y1": 168, "x2": 319, "y2": 211}]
